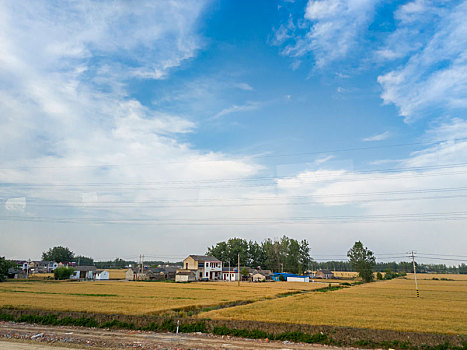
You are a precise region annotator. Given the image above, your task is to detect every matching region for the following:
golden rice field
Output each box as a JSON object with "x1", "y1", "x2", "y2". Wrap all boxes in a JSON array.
[
  {"x1": 107, "y1": 269, "x2": 128, "y2": 280},
  {"x1": 0, "y1": 280, "x2": 323, "y2": 315},
  {"x1": 202, "y1": 276, "x2": 467, "y2": 335}
]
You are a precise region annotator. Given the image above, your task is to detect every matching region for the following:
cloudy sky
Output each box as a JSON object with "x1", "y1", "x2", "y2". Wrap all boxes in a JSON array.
[{"x1": 1, "y1": 0, "x2": 466, "y2": 265}]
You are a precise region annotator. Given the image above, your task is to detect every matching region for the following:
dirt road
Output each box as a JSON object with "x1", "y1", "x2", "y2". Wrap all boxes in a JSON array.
[{"x1": 0, "y1": 322, "x2": 348, "y2": 349}]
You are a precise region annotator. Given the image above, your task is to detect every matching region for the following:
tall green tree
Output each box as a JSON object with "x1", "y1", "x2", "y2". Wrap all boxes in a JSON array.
[
  {"x1": 73, "y1": 256, "x2": 94, "y2": 266},
  {"x1": 42, "y1": 246, "x2": 74, "y2": 263},
  {"x1": 207, "y1": 238, "x2": 249, "y2": 266},
  {"x1": 207, "y1": 241, "x2": 229, "y2": 264},
  {"x1": 347, "y1": 241, "x2": 376, "y2": 282},
  {"x1": 0, "y1": 257, "x2": 17, "y2": 282},
  {"x1": 299, "y1": 239, "x2": 312, "y2": 271},
  {"x1": 261, "y1": 238, "x2": 280, "y2": 271},
  {"x1": 248, "y1": 240, "x2": 266, "y2": 268}
]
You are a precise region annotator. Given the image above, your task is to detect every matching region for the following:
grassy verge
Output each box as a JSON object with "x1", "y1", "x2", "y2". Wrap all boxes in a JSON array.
[{"x1": 0, "y1": 307, "x2": 464, "y2": 350}]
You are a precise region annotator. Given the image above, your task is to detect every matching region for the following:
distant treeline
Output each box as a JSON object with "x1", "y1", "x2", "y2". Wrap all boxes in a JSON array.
[
  {"x1": 94, "y1": 258, "x2": 182, "y2": 269},
  {"x1": 314, "y1": 261, "x2": 467, "y2": 274}
]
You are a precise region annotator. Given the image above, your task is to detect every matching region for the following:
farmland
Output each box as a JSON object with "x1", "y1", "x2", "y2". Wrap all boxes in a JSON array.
[
  {"x1": 0, "y1": 274, "x2": 465, "y2": 336},
  {"x1": 202, "y1": 275, "x2": 467, "y2": 335},
  {"x1": 0, "y1": 280, "x2": 324, "y2": 315}
]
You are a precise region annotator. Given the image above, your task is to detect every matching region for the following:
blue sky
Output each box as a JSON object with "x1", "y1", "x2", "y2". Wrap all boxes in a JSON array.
[{"x1": 1, "y1": 0, "x2": 467, "y2": 264}]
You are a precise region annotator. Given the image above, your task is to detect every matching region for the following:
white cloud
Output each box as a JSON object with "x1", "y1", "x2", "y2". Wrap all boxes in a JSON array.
[
  {"x1": 315, "y1": 155, "x2": 335, "y2": 165},
  {"x1": 5, "y1": 197, "x2": 26, "y2": 212},
  {"x1": 211, "y1": 102, "x2": 260, "y2": 120},
  {"x1": 276, "y1": 0, "x2": 378, "y2": 68},
  {"x1": 0, "y1": 1, "x2": 275, "y2": 255},
  {"x1": 269, "y1": 118, "x2": 467, "y2": 258},
  {"x1": 363, "y1": 131, "x2": 390, "y2": 142},
  {"x1": 234, "y1": 82, "x2": 254, "y2": 91},
  {"x1": 377, "y1": 1, "x2": 467, "y2": 122}
]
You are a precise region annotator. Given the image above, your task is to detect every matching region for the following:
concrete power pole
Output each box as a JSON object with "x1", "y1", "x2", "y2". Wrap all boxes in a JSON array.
[{"x1": 410, "y1": 251, "x2": 420, "y2": 298}]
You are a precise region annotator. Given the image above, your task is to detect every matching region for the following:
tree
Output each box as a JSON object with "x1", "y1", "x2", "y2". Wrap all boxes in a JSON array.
[
  {"x1": 241, "y1": 267, "x2": 249, "y2": 278},
  {"x1": 207, "y1": 238, "x2": 249, "y2": 266},
  {"x1": 298, "y1": 239, "x2": 312, "y2": 272},
  {"x1": 347, "y1": 241, "x2": 376, "y2": 283},
  {"x1": 42, "y1": 246, "x2": 74, "y2": 263},
  {"x1": 73, "y1": 256, "x2": 94, "y2": 266},
  {"x1": 0, "y1": 257, "x2": 17, "y2": 282},
  {"x1": 248, "y1": 240, "x2": 266, "y2": 268},
  {"x1": 54, "y1": 267, "x2": 74, "y2": 280}
]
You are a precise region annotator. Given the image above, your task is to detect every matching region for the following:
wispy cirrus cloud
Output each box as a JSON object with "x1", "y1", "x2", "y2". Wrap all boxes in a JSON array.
[
  {"x1": 363, "y1": 131, "x2": 390, "y2": 142},
  {"x1": 211, "y1": 102, "x2": 261, "y2": 120},
  {"x1": 233, "y1": 82, "x2": 254, "y2": 91},
  {"x1": 377, "y1": 0, "x2": 467, "y2": 122},
  {"x1": 272, "y1": 0, "x2": 379, "y2": 68}
]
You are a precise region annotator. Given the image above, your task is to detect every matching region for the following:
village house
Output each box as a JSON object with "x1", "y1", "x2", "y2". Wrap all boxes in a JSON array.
[
  {"x1": 176, "y1": 255, "x2": 222, "y2": 282},
  {"x1": 126, "y1": 266, "x2": 178, "y2": 281},
  {"x1": 175, "y1": 270, "x2": 197, "y2": 282},
  {"x1": 94, "y1": 270, "x2": 109, "y2": 280},
  {"x1": 222, "y1": 267, "x2": 238, "y2": 281},
  {"x1": 149, "y1": 266, "x2": 178, "y2": 280},
  {"x1": 250, "y1": 269, "x2": 272, "y2": 282},
  {"x1": 126, "y1": 268, "x2": 138, "y2": 281},
  {"x1": 70, "y1": 266, "x2": 96, "y2": 280},
  {"x1": 286, "y1": 275, "x2": 310, "y2": 282},
  {"x1": 315, "y1": 269, "x2": 334, "y2": 279},
  {"x1": 16, "y1": 260, "x2": 58, "y2": 273},
  {"x1": 7, "y1": 268, "x2": 27, "y2": 279}
]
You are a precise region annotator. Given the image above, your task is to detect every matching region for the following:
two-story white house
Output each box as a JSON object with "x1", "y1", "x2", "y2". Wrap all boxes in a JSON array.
[{"x1": 176, "y1": 255, "x2": 222, "y2": 281}]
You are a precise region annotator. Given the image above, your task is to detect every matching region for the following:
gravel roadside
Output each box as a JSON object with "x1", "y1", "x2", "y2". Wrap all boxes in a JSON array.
[{"x1": 0, "y1": 322, "x2": 351, "y2": 350}]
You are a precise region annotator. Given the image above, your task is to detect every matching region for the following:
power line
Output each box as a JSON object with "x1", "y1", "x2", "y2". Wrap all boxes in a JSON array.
[
  {"x1": 415, "y1": 255, "x2": 467, "y2": 262},
  {"x1": 12, "y1": 193, "x2": 467, "y2": 209},
  {"x1": 416, "y1": 252, "x2": 467, "y2": 258},
  {"x1": 3, "y1": 162, "x2": 467, "y2": 187},
  {"x1": 2, "y1": 136, "x2": 466, "y2": 169},
  {"x1": 2, "y1": 211, "x2": 467, "y2": 225},
  {"x1": 13, "y1": 185, "x2": 467, "y2": 203}
]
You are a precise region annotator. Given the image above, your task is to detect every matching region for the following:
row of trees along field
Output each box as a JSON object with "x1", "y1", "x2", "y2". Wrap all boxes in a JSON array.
[
  {"x1": 315, "y1": 260, "x2": 467, "y2": 274},
  {"x1": 207, "y1": 236, "x2": 312, "y2": 274}
]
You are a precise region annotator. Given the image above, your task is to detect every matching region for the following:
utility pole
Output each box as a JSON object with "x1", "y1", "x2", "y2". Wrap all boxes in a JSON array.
[
  {"x1": 142, "y1": 254, "x2": 144, "y2": 272},
  {"x1": 281, "y1": 263, "x2": 283, "y2": 273},
  {"x1": 229, "y1": 260, "x2": 231, "y2": 281},
  {"x1": 410, "y1": 251, "x2": 419, "y2": 298},
  {"x1": 237, "y1": 253, "x2": 240, "y2": 286}
]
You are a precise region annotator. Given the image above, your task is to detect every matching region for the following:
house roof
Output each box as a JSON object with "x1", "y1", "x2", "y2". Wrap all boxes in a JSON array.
[
  {"x1": 176, "y1": 270, "x2": 196, "y2": 275},
  {"x1": 74, "y1": 266, "x2": 96, "y2": 272},
  {"x1": 8, "y1": 268, "x2": 23, "y2": 274},
  {"x1": 318, "y1": 269, "x2": 333, "y2": 274},
  {"x1": 187, "y1": 255, "x2": 221, "y2": 262}
]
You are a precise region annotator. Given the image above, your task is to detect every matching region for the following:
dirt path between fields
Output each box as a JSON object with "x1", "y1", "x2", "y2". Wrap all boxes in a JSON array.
[{"x1": 0, "y1": 322, "x2": 351, "y2": 349}]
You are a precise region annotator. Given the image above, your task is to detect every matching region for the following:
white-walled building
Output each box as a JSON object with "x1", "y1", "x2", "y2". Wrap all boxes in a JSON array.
[
  {"x1": 70, "y1": 266, "x2": 96, "y2": 280},
  {"x1": 176, "y1": 255, "x2": 222, "y2": 282},
  {"x1": 222, "y1": 267, "x2": 238, "y2": 281},
  {"x1": 95, "y1": 270, "x2": 109, "y2": 280}
]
